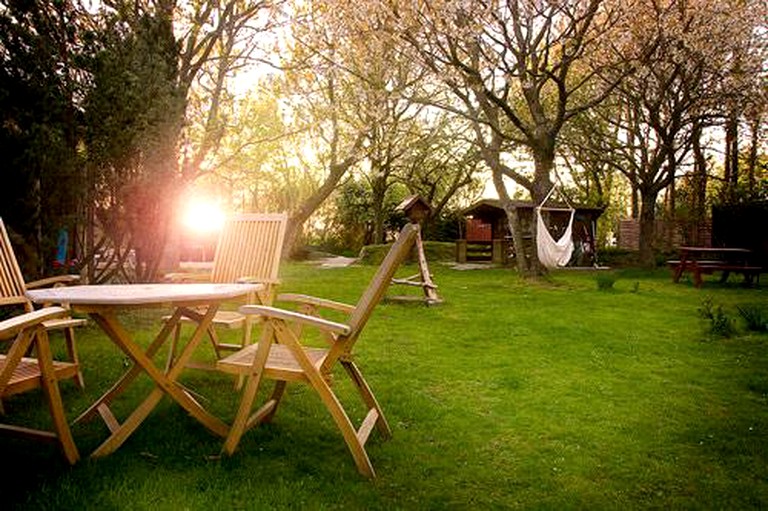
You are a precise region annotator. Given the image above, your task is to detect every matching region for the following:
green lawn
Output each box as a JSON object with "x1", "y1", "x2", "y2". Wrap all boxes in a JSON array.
[{"x1": 2, "y1": 262, "x2": 767, "y2": 510}]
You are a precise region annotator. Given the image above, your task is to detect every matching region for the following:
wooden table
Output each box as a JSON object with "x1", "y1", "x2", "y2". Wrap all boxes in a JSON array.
[
  {"x1": 26, "y1": 282, "x2": 263, "y2": 457},
  {"x1": 668, "y1": 246, "x2": 761, "y2": 287}
]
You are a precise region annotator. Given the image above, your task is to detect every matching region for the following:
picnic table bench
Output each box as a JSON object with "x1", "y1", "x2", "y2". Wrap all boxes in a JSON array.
[{"x1": 668, "y1": 246, "x2": 762, "y2": 288}]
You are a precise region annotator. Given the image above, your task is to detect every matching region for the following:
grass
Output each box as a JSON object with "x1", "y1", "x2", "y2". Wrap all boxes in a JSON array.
[{"x1": 1, "y1": 263, "x2": 767, "y2": 509}]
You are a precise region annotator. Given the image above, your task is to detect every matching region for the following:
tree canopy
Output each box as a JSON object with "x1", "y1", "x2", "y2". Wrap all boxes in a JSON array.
[{"x1": 0, "y1": 0, "x2": 765, "y2": 278}]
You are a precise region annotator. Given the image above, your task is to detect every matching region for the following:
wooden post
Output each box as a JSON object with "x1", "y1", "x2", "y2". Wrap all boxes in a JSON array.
[
  {"x1": 456, "y1": 240, "x2": 467, "y2": 263},
  {"x1": 492, "y1": 239, "x2": 505, "y2": 264},
  {"x1": 388, "y1": 196, "x2": 442, "y2": 305}
]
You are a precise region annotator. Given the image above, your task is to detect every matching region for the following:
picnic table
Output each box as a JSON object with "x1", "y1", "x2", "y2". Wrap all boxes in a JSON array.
[{"x1": 668, "y1": 246, "x2": 762, "y2": 288}]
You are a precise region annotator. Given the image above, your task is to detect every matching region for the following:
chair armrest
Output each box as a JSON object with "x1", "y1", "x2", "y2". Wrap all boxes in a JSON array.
[
  {"x1": 276, "y1": 293, "x2": 355, "y2": 314},
  {"x1": 239, "y1": 305, "x2": 351, "y2": 335},
  {"x1": 0, "y1": 306, "x2": 68, "y2": 340},
  {"x1": 163, "y1": 272, "x2": 213, "y2": 283},
  {"x1": 26, "y1": 275, "x2": 80, "y2": 289},
  {"x1": 236, "y1": 276, "x2": 281, "y2": 286}
]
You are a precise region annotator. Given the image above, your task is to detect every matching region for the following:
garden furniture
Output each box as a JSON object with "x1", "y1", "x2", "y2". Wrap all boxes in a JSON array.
[
  {"x1": 668, "y1": 246, "x2": 761, "y2": 287},
  {"x1": 164, "y1": 213, "x2": 287, "y2": 371},
  {"x1": 26, "y1": 282, "x2": 262, "y2": 457},
  {"x1": 216, "y1": 222, "x2": 420, "y2": 478},
  {"x1": 0, "y1": 217, "x2": 87, "y2": 388},
  {"x1": 0, "y1": 306, "x2": 80, "y2": 464}
]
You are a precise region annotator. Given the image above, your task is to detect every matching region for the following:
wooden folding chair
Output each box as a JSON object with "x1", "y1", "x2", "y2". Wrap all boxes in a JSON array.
[
  {"x1": 165, "y1": 213, "x2": 288, "y2": 370},
  {"x1": 216, "y1": 222, "x2": 420, "y2": 478},
  {"x1": 0, "y1": 306, "x2": 80, "y2": 464},
  {"x1": 0, "y1": 218, "x2": 86, "y2": 389}
]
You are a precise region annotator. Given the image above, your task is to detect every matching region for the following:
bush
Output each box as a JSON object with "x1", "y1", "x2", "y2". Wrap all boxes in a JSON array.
[
  {"x1": 698, "y1": 297, "x2": 735, "y2": 338},
  {"x1": 737, "y1": 304, "x2": 768, "y2": 332},
  {"x1": 596, "y1": 247, "x2": 639, "y2": 267},
  {"x1": 357, "y1": 240, "x2": 456, "y2": 265},
  {"x1": 595, "y1": 271, "x2": 618, "y2": 290}
]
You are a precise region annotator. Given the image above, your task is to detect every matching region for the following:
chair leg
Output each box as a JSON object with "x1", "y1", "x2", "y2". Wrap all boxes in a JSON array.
[
  {"x1": 341, "y1": 360, "x2": 392, "y2": 439},
  {"x1": 310, "y1": 374, "x2": 376, "y2": 478},
  {"x1": 64, "y1": 327, "x2": 85, "y2": 390},
  {"x1": 222, "y1": 367, "x2": 265, "y2": 455},
  {"x1": 222, "y1": 324, "x2": 275, "y2": 455},
  {"x1": 262, "y1": 381, "x2": 287, "y2": 423},
  {"x1": 208, "y1": 324, "x2": 224, "y2": 360},
  {"x1": 165, "y1": 323, "x2": 181, "y2": 373},
  {"x1": 36, "y1": 329, "x2": 80, "y2": 464},
  {"x1": 234, "y1": 320, "x2": 256, "y2": 391}
]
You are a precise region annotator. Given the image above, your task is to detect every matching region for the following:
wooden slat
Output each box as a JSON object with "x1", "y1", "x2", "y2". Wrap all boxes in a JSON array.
[
  {"x1": 0, "y1": 356, "x2": 79, "y2": 396},
  {"x1": 356, "y1": 408, "x2": 379, "y2": 446},
  {"x1": 218, "y1": 343, "x2": 327, "y2": 380},
  {"x1": 239, "y1": 305, "x2": 351, "y2": 335},
  {"x1": 211, "y1": 213, "x2": 288, "y2": 284}
]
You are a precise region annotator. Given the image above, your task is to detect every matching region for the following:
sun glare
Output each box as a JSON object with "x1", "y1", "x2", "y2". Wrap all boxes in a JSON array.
[{"x1": 183, "y1": 200, "x2": 226, "y2": 235}]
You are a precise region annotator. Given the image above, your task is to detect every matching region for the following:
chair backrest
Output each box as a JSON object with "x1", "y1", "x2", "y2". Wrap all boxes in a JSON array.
[
  {"x1": 210, "y1": 213, "x2": 288, "y2": 284},
  {"x1": 0, "y1": 218, "x2": 31, "y2": 308},
  {"x1": 344, "y1": 222, "x2": 420, "y2": 342}
]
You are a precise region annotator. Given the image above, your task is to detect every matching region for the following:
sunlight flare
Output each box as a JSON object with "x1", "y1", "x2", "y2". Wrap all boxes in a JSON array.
[{"x1": 182, "y1": 200, "x2": 226, "y2": 234}]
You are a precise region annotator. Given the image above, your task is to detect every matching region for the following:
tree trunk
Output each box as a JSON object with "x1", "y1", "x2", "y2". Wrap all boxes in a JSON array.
[
  {"x1": 691, "y1": 122, "x2": 708, "y2": 246},
  {"x1": 747, "y1": 115, "x2": 760, "y2": 197},
  {"x1": 370, "y1": 174, "x2": 388, "y2": 244},
  {"x1": 492, "y1": 168, "x2": 531, "y2": 275},
  {"x1": 283, "y1": 158, "x2": 355, "y2": 257},
  {"x1": 638, "y1": 188, "x2": 658, "y2": 267},
  {"x1": 723, "y1": 113, "x2": 739, "y2": 202}
]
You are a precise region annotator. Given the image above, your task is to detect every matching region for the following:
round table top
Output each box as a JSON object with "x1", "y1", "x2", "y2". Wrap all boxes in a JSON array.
[{"x1": 26, "y1": 282, "x2": 263, "y2": 306}]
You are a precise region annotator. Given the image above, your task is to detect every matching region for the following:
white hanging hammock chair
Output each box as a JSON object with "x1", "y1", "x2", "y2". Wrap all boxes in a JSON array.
[{"x1": 535, "y1": 185, "x2": 575, "y2": 269}]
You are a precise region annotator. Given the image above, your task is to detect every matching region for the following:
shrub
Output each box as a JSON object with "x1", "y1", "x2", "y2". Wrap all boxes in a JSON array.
[
  {"x1": 357, "y1": 240, "x2": 456, "y2": 265},
  {"x1": 596, "y1": 247, "x2": 639, "y2": 268},
  {"x1": 736, "y1": 304, "x2": 768, "y2": 332},
  {"x1": 698, "y1": 297, "x2": 735, "y2": 338},
  {"x1": 595, "y1": 271, "x2": 618, "y2": 290}
]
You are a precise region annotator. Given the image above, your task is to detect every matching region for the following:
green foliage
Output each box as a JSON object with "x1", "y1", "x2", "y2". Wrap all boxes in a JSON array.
[
  {"x1": 0, "y1": 1, "x2": 86, "y2": 276},
  {"x1": 737, "y1": 304, "x2": 768, "y2": 332},
  {"x1": 698, "y1": 297, "x2": 735, "y2": 338},
  {"x1": 597, "y1": 247, "x2": 641, "y2": 268},
  {"x1": 424, "y1": 208, "x2": 462, "y2": 242},
  {"x1": 82, "y1": 9, "x2": 185, "y2": 281},
  {"x1": 357, "y1": 239, "x2": 455, "y2": 265},
  {"x1": 595, "y1": 270, "x2": 618, "y2": 290},
  {"x1": 319, "y1": 179, "x2": 409, "y2": 253}
]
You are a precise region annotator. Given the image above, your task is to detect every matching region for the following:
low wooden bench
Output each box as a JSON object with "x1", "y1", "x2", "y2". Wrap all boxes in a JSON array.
[
  {"x1": 668, "y1": 257, "x2": 762, "y2": 288},
  {"x1": 692, "y1": 263, "x2": 762, "y2": 287}
]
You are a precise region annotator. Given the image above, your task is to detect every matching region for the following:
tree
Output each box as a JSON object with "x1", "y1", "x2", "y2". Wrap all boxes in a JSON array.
[
  {"x1": 393, "y1": 112, "x2": 484, "y2": 234},
  {"x1": 371, "y1": 0, "x2": 624, "y2": 275},
  {"x1": 82, "y1": 7, "x2": 184, "y2": 282},
  {"x1": 0, "y1": 0, "x2": 87, "y2": 277},
  {"x1": 270, "y1": 8, "x2": 366, "y2": 255},
  {"x1": 79, "y1": 0, "x2": 279, "y2": 282},
  {"x1": 593, "y1": 0, "x2": 764, "y2": 265}
]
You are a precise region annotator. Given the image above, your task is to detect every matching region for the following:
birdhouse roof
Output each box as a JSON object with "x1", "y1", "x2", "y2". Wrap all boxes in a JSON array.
[{"x1": 395, "y1": 195, "x2": 432, "y2": 213}]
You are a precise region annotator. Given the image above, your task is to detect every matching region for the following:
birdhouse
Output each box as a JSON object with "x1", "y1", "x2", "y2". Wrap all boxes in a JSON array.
[{"x1": 395, "y1": 195, "x2": 432, "y2": 224}]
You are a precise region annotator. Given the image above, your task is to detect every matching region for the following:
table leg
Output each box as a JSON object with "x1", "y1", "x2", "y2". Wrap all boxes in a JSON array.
[
  {"x1": 75, "y1": 308, "x2": 186, "y2": 426},
  {"x1": 673, "y1": 252, "x2": 688, "y2": 283},
  {"x1": 85, "y1": 305, "x2": 229, "y2": 458},
  {"x1": 693, "y1": 263, "x2": 704, "y2": 288}
]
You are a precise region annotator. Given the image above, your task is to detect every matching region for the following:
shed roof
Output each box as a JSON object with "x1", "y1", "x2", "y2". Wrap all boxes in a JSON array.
[{"x1": 463, "y1": 199, "x2": 604, "y2": 218}]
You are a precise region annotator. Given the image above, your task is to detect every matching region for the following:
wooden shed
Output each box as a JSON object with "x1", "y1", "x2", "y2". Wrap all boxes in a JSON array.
[{"x1": 457, "y1": 199, "x2": 604, "y2": 266}]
